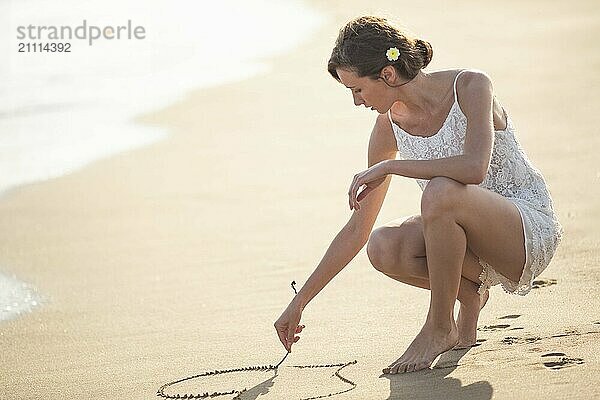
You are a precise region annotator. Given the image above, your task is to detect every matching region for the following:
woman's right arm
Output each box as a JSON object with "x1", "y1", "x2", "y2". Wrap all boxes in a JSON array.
[
  {"x1": 295, "y1": 113, "x2": 398, "y2": 308},
  {"x1": 275, "y1": 113, "x2": 398, "y2": 351}
]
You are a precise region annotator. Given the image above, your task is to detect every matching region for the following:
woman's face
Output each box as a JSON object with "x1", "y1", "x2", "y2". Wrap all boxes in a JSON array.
[{"x1": 336, "y1": 67, "x2": 393, "y2": 113}]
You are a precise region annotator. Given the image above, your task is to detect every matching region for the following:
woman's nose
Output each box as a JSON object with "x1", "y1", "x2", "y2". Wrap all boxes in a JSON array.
[{"x1": 352, "y1": 94, "x2": 364, "y2": 106}]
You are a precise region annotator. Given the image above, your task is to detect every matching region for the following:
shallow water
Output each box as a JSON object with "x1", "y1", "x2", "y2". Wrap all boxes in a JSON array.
[{"x1": 0, "y1": 271, "x2": 43, "y2": 322}]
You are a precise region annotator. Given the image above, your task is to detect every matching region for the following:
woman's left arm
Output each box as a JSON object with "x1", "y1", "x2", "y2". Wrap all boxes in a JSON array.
[
  {"x1": 385, "y1": 71, "x2": 495, "y2": 185},
  {"x1": 349, "y1": 71, "x2": 495, "y2": 210}
]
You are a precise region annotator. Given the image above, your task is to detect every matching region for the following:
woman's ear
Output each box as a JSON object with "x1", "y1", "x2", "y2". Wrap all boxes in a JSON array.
[{"x1": 380, "y1": 65, "x2": 396, "y2": 85}]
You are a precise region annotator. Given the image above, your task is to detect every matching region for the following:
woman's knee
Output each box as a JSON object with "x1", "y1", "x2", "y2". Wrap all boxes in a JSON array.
[
  {"x1": 420, "y1": 177, "x2": 464, "y2": 220},
  {"x1": 366, "y1": 224, "x2": 418, "y2": 276},
  {"x1": 367, "y1": 228, "x2": 393, "y2": 272}
]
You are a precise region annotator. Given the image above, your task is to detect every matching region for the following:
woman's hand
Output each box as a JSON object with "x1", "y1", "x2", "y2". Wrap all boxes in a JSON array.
[
  {"x1": 274, "y1": 298, "x2": 305, "y2": 353},
  {"x1": 348, "y1": 160, "x2": 390, "y2": 210}
]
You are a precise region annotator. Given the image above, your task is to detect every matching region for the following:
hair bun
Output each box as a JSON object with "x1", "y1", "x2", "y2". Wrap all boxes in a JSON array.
[
  {"x1": 415, "y1": 39, "x2": 433, "y2": 69},
  {"x1": 328, "y1": 16, "x2": 434, "y2": 81}
]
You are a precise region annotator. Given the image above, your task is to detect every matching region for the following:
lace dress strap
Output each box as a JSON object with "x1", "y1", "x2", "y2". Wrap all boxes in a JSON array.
[
  {"x1": 453, "y1": 69, "x2": 469, "y2": 103},
  {"x1": 389, "y1": 69, "x2": 469, "y2": 132}
]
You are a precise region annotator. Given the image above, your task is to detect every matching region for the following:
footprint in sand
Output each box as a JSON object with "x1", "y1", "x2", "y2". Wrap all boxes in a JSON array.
[
  {"x1": 502, "y1": 329, "x2": 591, "y2": 347},
  {"x1": 549, "y1": 329, "x2": 579, "y2": 339},
  {"x1": 541, "y1": 352, "x2": 584, "y2": 370},
  {"x1": 501, "y1": 336, "x2": 542, "y2": 345},
  {"x1": 498, "y1": 314, "x2": 521, "y2": 320},
  {"x1": 477, "y1": 324, "x2": 511, "y2": 332},
  {"x1": 532, "y1": 279, "x2": 557, "y2": 289},
  {"x1": 501, "y1": 337, "x2": 518, "y2": 345}
]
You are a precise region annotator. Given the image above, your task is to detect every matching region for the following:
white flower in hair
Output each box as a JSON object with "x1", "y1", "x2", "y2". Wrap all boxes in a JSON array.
[{"x1": 386, "y1": 47, "x2": 400, "y2": 61}]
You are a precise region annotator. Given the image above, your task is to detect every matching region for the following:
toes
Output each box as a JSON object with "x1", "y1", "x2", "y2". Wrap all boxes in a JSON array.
[
  {"x1": 384, "y1": 359, "x2": 432, "y2": 374},
  {"x1": 391, "y1": 361, "x2": 406, "y2": 374},
  {"x1": 415, "y1": 361, "x2": 430, "y2": 371},
  {"x1": 389, "y1": 360, "x2": 431, "y2": 374},
  {"x1": 385, "y1": 358, "x2": 405, "y2": 374},
  {"x1": 398, "y1": 361, "x2": 411, "y2": 374}
]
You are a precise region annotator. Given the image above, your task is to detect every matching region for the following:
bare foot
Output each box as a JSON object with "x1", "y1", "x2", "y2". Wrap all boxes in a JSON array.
[
  {"x1": 383, "y1": 321, "x2": 459, "y2": 374},
  {"x1": 454, "y1": 289, "x2": 489, "y2": 349}
]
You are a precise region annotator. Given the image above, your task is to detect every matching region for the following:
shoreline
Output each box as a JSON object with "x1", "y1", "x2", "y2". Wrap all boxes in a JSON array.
[
  {"x1": 0, "y1": 0, "x2": 327, "y2": 323},
  {"x1": 1, "y1": 0, "x2": 600, "y2": 399}
]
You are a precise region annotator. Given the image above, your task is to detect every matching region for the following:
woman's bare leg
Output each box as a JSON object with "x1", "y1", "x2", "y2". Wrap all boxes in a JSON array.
[
  {"x1": 378, "y1": 256, "x2": 489, "y2": 349},
  {"x1": 367, "y1": 216, "x2": 488, "y2": 350},
  {"x1": 376, "y1": 177, "x2": 526, "y2": 374}
]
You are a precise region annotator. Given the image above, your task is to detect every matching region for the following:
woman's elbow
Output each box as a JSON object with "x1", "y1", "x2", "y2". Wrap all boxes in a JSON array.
[
  {"x1": 467, "y1": 163, "x2": 488, "y2": 185},
  {"x1": 461, "y1": 160, "x2": 488, "y2": 185}
]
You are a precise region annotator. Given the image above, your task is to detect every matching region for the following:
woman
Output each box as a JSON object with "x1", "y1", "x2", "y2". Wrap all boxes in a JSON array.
[{"x1": 274, "y1": 15, "x2": 563, "y2": 374}]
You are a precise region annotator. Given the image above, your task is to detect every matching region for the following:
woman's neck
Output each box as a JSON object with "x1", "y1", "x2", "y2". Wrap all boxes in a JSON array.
[{"x1": 392, "y1": 71, "x2": 449, "y2": 117}]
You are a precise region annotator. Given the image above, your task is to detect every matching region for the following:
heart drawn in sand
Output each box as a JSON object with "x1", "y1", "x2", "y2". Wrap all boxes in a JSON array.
[{"x1": 157, "y1": 281, "x2": 357, "y2": 399}]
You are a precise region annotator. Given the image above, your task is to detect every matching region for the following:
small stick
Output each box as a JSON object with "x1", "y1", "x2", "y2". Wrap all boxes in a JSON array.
[
  {"x1": 275, "y1": 280, "x2": 298, "y2": 370},
  {"x1": 275, "y1": 351, "x2": 290, "y2": 369}
]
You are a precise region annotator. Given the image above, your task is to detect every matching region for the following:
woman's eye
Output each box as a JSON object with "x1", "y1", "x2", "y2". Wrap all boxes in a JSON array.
[{"x1": 354, "y1": 89, "x2": 361, "y2": 94}]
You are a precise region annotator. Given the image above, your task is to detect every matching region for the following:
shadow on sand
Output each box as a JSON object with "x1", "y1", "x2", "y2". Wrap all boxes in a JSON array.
[
  {"x1": 217, "y1": 349, "x2": 492, "y2": 399},
  {"x1": 381, "y1": 348, "x2": 493, "y2": 400},
  {"x1": 235, "y1": 372, "x2": 277, "y2": 400}
]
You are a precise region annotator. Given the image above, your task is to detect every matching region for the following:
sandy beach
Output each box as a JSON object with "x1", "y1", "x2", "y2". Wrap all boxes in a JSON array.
[{"x1": 2, "y1": 0, "x2": 600, "y2": 398}]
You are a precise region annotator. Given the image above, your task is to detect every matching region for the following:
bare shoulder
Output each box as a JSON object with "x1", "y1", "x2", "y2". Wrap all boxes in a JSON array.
[
  {"x1": 429, "y1": 68, "x2": 490, "y2": 83},
  {"x1": 426, "y1": 69, "x2": 493, "y2": 101},
  {"x1": 455, "y1": 69, "x2": 494, "y2": 93},
  {"x1": 455, "y1": 70, "x2": 510, "y2": 131},
  {"x1": 452, "y1": 69, "x2": 493, "y2": 112}
]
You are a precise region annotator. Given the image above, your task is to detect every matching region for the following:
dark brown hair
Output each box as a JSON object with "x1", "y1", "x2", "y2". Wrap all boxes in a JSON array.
[{"x1": 327, "y1": 16, "x2": 433, "y2": 83}]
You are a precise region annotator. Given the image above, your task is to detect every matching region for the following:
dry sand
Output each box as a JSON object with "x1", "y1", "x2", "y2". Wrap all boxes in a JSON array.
[{"x1": 1, "y1": 0, "x2": 600, "y2": 398}]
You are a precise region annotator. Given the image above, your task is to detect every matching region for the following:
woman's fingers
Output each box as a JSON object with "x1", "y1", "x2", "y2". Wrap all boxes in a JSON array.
[
  {"x1": 286, "y1": 335, "x2": 301, "y2": 351},
  {"x1": 275, "y1": 304, "x2": 304, "y2": 352},
  {"x1": 349, "y1": 175, "x2": 363, "y2": 210},
  {"x1": 356, "y1": 177, "x2": 385, "y2": 205},
  {"x1": 277, "y1": 329, "x2": 287, "y2": 350},
  {"x1": 348, "y1": 177, "x2": 356, "y2": 210},
  {"x1": 354, "y1": 180, "x2": 363, "y2": 209},
  {"x1": 275, "y1": 322, "x2": 290, "y2": 351},
  {"x1": 356, "y1": 185, "x2": 374, "y2": 203},
  {"x1": 287, "y1": 325, "x2": 305, "y2": 350},
  {"x1": 351, "y1": 178, "x2": 357, "y2": 209},
  {"x1": 286, "y1": 323, "x2": 306, "y2": 351}
]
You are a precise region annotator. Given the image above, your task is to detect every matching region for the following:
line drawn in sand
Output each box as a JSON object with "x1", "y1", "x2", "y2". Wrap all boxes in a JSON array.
[
  {"x1": 156, "y1": 356, "x2": 358, "y2": 399},
  {"x1": 156, "y1": 281, "x2": 358, "y2": 399}
]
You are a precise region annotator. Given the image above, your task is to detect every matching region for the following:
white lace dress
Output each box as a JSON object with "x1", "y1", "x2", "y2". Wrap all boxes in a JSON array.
[{"x1": 386, "y1": 69, "x2": 563, "y2": 296}]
